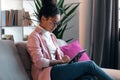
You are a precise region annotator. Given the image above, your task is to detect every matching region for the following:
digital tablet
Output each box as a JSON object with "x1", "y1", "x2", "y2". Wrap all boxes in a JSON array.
[{"x1": 68, "y1": 49, "x2": 87, "y2": 64}]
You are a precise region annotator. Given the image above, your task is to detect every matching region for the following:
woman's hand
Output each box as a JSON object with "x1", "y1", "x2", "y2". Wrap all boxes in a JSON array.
[
  {"x1": 49, "y1": 55, "x2": 70, "y2": 66},
  {"x1": 62, "y1": 55, "x2": 70, "y2": 63}
]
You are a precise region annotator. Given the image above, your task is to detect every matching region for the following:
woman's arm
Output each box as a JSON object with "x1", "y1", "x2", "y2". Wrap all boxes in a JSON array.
[
  {"x1": 49, "y1": 60, "x2": 64, "y2": 66},
  {"x1": 27, "y1": 34, "x2": 51, "y2": 69}
]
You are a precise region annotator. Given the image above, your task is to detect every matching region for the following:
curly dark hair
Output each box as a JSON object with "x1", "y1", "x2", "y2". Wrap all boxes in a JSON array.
[{"x1": 38, "y1": 0, "x2": 60, "y2": 22}]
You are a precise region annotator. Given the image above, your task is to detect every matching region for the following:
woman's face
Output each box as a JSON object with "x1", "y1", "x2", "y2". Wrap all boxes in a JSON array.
[{"x1": 41, "y1": 14, "x2": 60, "y2": 32}]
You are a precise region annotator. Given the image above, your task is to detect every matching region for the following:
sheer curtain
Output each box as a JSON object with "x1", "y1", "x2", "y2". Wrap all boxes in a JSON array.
[{"x1": 89, "y1": 0, "x2": 119, "y2": 69}]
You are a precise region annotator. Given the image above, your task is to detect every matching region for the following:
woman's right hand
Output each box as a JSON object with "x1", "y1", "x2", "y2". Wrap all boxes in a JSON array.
[
  {"x1": 49, "y1": 55, "x2": 70, "y2": 66},
  {"x1": 62, "y1": 55, "x2": 70, "y2": 63}
]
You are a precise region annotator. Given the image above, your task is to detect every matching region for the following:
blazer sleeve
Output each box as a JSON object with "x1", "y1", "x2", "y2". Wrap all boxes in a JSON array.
[{"x1": 27, "y1": 33, "x2": 50, "y2": 69}]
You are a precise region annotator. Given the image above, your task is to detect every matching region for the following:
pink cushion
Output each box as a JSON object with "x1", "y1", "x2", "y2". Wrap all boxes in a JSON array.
[{"x1": 60, "y1": 40, "x2": 90, "y2": 61}]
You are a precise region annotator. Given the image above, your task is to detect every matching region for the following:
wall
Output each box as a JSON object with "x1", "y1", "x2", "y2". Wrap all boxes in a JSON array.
[
  {"x1": 63, "y1": 0, "x2": 80, "y2": 42},
  {"x1": 1, "y1": 0, "x2": 23, "y2": 10},
  {"x1": 79, "y1": 0, "x2": 93, "y2": 52}
]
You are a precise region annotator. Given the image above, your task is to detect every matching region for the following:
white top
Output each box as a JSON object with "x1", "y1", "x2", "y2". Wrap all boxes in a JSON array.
[{"x1": 38, "y1": 26, "x2": 57, "y2": 60}]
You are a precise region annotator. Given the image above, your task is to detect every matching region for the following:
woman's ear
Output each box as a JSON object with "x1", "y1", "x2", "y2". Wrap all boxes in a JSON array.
[{"x1": 41, "y1": 16, "x2": 46, "y2": 23}]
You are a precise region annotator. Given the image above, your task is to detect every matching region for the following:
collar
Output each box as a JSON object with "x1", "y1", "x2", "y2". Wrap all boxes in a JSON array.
[{"x1": 35, "y1": 25, "x2": 52, "y2": 35}]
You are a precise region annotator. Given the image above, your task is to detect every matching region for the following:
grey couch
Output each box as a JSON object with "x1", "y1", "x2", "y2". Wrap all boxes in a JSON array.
[{"x1": 0, "y1": 40, "x2": 120, "y2": 80}]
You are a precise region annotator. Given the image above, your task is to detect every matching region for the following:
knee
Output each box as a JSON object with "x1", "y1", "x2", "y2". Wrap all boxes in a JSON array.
[
  {"x1": 86, "y1": 60, "x2": 95, "y2": 65},
  {"x1": 86, "y1": 60, "x2": 96, "y2": 68}
]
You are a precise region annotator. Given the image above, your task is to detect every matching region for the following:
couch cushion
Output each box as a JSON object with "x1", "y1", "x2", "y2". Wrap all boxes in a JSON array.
[
  {"x1": 15, "y1": 41, "x2": 32, "y2": 80},
  {"x1": 0, "y1": 40, "x2": 30, "y2": 80},
  {"x1": 60, "y1": 40, "x2": 90, "y2": 61},
  {"x1": 102, "y1": 68, "x2": 120, "y2": 80}
]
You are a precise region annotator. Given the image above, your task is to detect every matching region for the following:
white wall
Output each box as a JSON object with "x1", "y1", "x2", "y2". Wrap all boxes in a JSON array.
[
  {"x1": 1, "y1": 0, "x2": 23, "y2": 10},
  {"x1": 79, "y1": 0, "x2": 93, "y2": 51},
  {"x1": 2, "y1": 27, "x2": 23, "y2": 42}
]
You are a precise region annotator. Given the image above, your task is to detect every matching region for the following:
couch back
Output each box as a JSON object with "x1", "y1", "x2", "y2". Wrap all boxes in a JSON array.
[
  {"x1": 0, "y1": 40, "x2": 30, "y2": 80},
  {"x1": 0, "y1": 39, "x2": 67, "y2": 80}
]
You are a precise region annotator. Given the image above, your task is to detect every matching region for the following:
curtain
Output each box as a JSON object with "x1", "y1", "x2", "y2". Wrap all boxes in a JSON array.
[{"x1": 89, "y1": 0, "x2": 119, "y2": 69}]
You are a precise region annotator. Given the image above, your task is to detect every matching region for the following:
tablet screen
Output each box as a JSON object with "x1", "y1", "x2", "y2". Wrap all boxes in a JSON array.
[{"x1": 68, "y1": 49, "x2": 87, "y2": 64}]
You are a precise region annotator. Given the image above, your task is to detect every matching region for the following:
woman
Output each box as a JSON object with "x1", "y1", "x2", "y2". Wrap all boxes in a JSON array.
[{"x1": 26, "y1": 1, "x2": 113, "y2": 80}]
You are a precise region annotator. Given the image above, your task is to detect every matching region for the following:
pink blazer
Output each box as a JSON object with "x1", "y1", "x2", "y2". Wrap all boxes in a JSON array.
[{"x1": 27, "y1": 26, "x2": 64, "y2": 80}]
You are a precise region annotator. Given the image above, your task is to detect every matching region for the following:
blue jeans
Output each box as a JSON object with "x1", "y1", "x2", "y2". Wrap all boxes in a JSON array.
[{"x1": 50, "y1": 61, "x2": 113, "y2": 80}]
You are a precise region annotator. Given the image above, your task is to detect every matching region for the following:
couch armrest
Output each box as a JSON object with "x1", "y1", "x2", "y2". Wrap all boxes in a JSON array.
[{"x1": 0, "y1": 40, "x2": 30, "y2": 80}]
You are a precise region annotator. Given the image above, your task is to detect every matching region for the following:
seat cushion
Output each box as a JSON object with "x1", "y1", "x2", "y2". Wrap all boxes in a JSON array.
[{"x1": 0, "y1": 40, "x2": 30, "y2": 80}]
